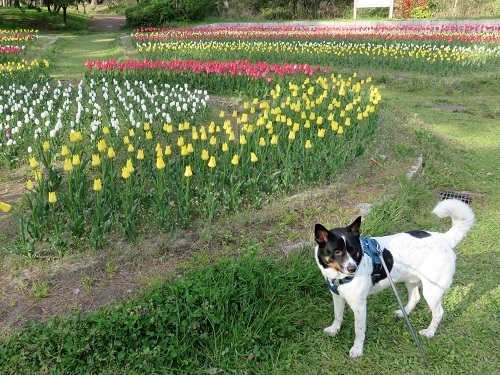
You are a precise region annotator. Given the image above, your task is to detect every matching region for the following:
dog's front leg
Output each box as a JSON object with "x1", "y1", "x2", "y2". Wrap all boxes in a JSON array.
[
  {"x1": 324, "y1": 293, "x2": 345, "y2": 336},
  {"x1": 348, "y1": 299, "x2": 367, "y2": 358}
]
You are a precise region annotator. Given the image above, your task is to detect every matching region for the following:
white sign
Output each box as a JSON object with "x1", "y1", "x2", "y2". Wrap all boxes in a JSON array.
[{"x1": 354, "y1": 0, "x2": 394, "y2": 19}]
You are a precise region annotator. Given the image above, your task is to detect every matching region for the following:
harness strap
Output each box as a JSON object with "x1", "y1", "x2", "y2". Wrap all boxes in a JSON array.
[{"x1": 325, "y1": 236, "x2": 382, "y2": 295}]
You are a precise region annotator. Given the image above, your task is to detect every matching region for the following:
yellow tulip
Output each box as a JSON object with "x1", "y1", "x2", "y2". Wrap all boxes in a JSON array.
[
  {"x1": 93, "y1": 178, "x2": 102, "y2": 192},
  {"x1": 156, "y1": 156, "x2": 166, "y2": 170},
  {"x1": 239, "y1": 134, "x2": 247, "y2": 145},
  {"x1": 184, "y1": 165, "x2": 193, "y2": 178},
  {"x1": 271, "y1": 134, "x2": 278, "y2": 145},
  {"x1": 123, "y1": 136, "x2": 130, "y2": 145},
  {"x1": 137, "y1": 149, "x2": 144, "y2": 160},
  {"x1": 146, "y1": 131, "x2": 153, "y2": 140},
  {"x1": 219, "y1": 110, "x2": 225, "y2": 118},
  {"x1": 318, "y1": 129, "x2": 326, "y2": 138},
  {"x1": 61, "y1": 145, "x2": 69, "y2": 157},
  {"x1": 48, "y1": 191, "x2": 57, "y2": 204},
  {"x1": 259, "y1": 137, "x2": 266, "y2": 147},
  {"x1": 345, "y1": 118, "x2": 351, "y2": 126},
  {"x1": 201, "y1": 149, "x2": 209, "y2": 161},
  {"x1": 163, "y1": 123, "x2": 173, "y2": 133},
  {"x1": 250, "y1": 153, "x2": 258, "y2": 163},
  {"x1": 129, "y1": 128, "x2": 135, "y2": 137},
  {"x1": 121, "y1": 166, "x2": 131, "y2": 179},
  {"x1": 127, "y1": 143, "x2": 135, "y2": 153},
  {"x1": 26, "y1": 179, "x2": 34, "y2": 191},
  {"x1": 63, "y1": 158, "x2": 73, "y2": 172},
  {"x1": 34, "y1": 170, "x2": 42, "y2": 181},
  {"x1": 29, "y1": 157, "x2": 39, "y2": 169},
  {"x1": 305, "y1": 140, "x2": 312, "y2": 149},
  {"x1": 107, "y1": 147, "x2": 116, "y2": 159},
  {"x1": 0, "y1": 201, "x2": 12, "y2": 213},
  {"x1": 222, "y1": 142, "x2": 229, "y2": 152},
  {"x1": 72, "y1": 154, "x2": 81, "y2": 166},
  {"x1": 209, "y1": 136, "x2": 217, "y2": 146},
  {"x1": 70, "y1": 131, "x2": 82, "y2": 143},
  {"x1": 288, "y1": 130, "x2": 296, "y2": 141},
  {"x1": 92, "y1": 154, "x2": 101, "y2": 167},
  {"x1": 208, "y1": 156, "x2": 216, "y2": 168},
  {"x1": 126, "y1": 159, "x2": 134, "y2": 173},
  {"x1": 97, "y1": 139, "x2": 107, "y2": 152},
  {"x1": 177, "y1": 136, "x2": 185, "y2": 147},
  {"x1": 43, "y1": 141, "x2": 50, "y2": 151},
  {"x1": 165, "y1": 145, "x2": 172, "y2": 156},
  {"x1": 102, "y1": 126, "x2": 110, "y2": 135},
  {"x1": 144, "y1": 122, "x2": 151, "y2": 131},
  {"x1": 338, "y1": 126, "x2": 344, "y2": 135},
  {"x1": 231, "y1": 155, "x2": 239, "y2": 165}
]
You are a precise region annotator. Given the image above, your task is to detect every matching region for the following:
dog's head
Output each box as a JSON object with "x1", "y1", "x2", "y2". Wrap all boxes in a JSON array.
[{"x1": 314, "y1": 217, "x2": 363, "y2": 276}]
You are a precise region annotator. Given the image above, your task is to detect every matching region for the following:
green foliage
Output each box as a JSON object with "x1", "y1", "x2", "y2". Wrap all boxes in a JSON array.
[
  {"x1": 125, "y1": 0, "x2": 217, "y2": 27},
  {"x1": 0, "y1": 251, "x2": 323, "y2": 373},
  {"x1": 260, "y1": 5, "x2": 293, "y2": 20},
  {"x1": 125, "y1": 0, "x2": 175, "y2": 28}
]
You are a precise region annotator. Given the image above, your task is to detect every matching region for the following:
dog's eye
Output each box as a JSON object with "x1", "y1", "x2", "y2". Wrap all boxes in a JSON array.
[{"x1": 333, "y1": 249, "x2": 343, "y2": 256}]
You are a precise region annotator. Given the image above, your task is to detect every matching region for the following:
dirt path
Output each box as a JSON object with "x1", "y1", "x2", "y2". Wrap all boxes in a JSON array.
[{"x1": 88, "y1": 14, "x2": 127, "y2": 32}]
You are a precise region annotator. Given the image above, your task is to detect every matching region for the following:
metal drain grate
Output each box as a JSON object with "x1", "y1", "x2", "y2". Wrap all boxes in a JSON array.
[{"x1": 438, "y1": 191, "x2": 473, "y2": 205}]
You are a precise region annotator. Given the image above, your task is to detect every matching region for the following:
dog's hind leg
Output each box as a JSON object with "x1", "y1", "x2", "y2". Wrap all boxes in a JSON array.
[
  {"x1": 324, "y1": 293, "x2": 345, "y2": 336},
  {"x1": 419, "y1": 281, "x2": 447, "y2": 338},
  {"x1": 395, "y1": 280, "x2": 421, "y2": 317}
]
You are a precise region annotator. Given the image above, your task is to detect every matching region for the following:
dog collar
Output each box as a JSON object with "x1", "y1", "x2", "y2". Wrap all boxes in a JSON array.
[
  {"x1": 325, "y1": 236, "x2": 382, "y2": 295},
  {"x1": 325, "y1": 275, "x2": 354, "y2": 295}
]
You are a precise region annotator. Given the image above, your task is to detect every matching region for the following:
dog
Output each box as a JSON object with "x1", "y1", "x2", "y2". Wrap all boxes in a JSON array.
[{"x1": 314, "y1": 199, "x2": 475, "y2": 358}]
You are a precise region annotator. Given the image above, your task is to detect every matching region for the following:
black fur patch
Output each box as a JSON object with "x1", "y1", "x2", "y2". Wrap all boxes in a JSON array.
[
  {"x1": 406, "y1": 230, "x2": 431, "y2": 238},
  {"x1": 374, "y1": 249, "x2": 394, "y2": 284}
]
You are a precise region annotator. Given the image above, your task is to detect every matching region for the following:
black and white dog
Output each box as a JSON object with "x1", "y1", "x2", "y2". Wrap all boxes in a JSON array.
[{"x1": 314, "y1": 199, "x2": 474, "y2": 357}]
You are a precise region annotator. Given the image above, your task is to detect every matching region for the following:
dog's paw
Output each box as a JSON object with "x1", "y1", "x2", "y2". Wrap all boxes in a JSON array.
[
  {"x1": 394, "y1": 309, "x2": 405, "y2": 318},
  {"x1": 349, "y1": 345, "x2": 363, "y2": 358},
  {"x1": 419, "y1": 328, "x2": 435, "y2": 338},
  {"x1": 323, "y1": 324, "x2": 341, "y2": 336}
]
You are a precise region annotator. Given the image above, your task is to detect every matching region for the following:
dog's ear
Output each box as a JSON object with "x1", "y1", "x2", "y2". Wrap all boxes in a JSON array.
[
  {"x1": 314, "y1": 224, "x2": 330, "y2": 246},
  {"x1": 347, "y1": 216, "x2": 362, "y2": 236}
]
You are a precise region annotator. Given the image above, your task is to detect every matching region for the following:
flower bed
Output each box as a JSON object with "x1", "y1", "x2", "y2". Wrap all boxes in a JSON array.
[
  {"x1": 132, "y1": 24, "x2": 500, "y2": 44},
  {"x1": 12, "y1": 72, "x2": 381, "y2": 252}
]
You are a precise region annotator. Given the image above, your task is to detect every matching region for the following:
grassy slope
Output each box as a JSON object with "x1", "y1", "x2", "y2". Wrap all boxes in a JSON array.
[{"x1": 0, "y1": 9, "x2": 499, "y2": 375}]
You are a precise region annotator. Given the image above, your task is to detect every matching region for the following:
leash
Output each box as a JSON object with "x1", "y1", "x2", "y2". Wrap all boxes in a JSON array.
[{"x1": 376, "y1": 243, "x2": 429, "y2": 367}]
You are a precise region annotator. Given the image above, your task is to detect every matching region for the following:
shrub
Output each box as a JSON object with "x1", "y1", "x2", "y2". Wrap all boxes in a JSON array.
[{"x1": 125, "y1": 0, "x2": 216, "y2": 27}]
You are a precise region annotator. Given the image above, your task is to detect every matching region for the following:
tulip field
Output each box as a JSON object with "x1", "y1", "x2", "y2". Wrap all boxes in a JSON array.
[{"x1": 1, "y1": 23, "x2": 498, "y2": 254}]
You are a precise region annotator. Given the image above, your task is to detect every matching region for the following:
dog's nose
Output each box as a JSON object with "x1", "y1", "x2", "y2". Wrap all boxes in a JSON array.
[{"x1": 346, "y1": 265, "x2": 357, "y2": 273}]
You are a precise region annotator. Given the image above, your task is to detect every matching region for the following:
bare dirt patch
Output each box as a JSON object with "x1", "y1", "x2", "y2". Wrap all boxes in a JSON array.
[{"x1": 88, "y1": 14, "x2": 126, "y2": 32}]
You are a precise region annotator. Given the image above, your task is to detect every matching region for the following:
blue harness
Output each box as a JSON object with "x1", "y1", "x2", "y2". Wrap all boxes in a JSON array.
[{"x1": 325, "y1": 236, "x2": 383, "y2": 295}]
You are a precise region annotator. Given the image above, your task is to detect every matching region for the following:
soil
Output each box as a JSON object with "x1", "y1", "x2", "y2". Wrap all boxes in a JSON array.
[
  {"x1": 0, "y1": 16, "x2": 420, "y2": 336},
  {"x1": 88, "y1": 14, "x2": 127, "y2": 32}
]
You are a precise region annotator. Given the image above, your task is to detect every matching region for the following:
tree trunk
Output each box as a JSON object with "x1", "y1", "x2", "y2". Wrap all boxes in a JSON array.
[{"x1": 62, "y1": 4, "x2": 67, "y2": 25}]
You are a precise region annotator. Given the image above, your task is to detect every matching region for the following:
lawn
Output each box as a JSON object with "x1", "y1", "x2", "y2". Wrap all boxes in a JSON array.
[{"x1": 0, "y1": 8, "x2": 499, "y2": 374}]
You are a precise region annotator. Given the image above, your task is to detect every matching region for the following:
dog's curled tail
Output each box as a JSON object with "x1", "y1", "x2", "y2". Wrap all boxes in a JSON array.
[{"x1": 433, "y1": 199, "x2": 475, "y2": 249}]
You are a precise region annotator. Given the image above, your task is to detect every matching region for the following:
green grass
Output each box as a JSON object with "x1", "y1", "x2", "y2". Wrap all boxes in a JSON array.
[
  {"x1": 0, "y1": 7, "x2": 91, "y2": 32},
  {"x1": 41, "y1": 33, "x2": 128, "y2": 81},
  {"x1": 0, "y1": 9, "x2": 499, "y2": 375}
]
